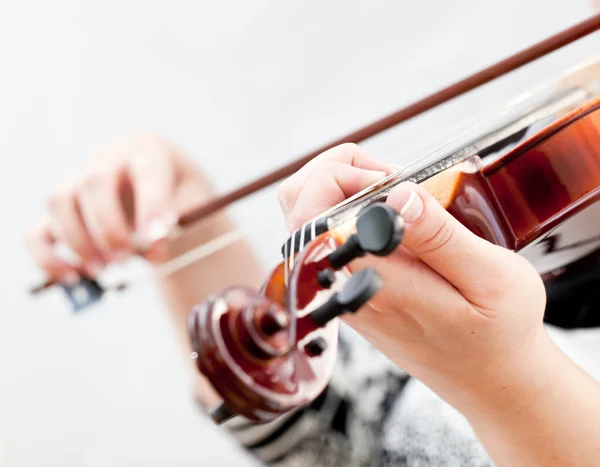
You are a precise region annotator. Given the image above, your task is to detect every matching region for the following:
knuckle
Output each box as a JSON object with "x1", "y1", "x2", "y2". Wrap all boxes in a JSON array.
[
  {"x1": 276, "y1": 179, "x2": 294, "y2": 209},
  {"x1": 276, "y1": 179, "x2": 290, "y2": 200},
  {"x1": 414, "y1": 216, "x2": 455, "y2": 254},
  {"x1": 336, "y1": 142, "x2": 368, "y2": 163},
  {"x1": 316, "y1": 143, "x2": 362, "y2": 165},
  {"x1": 318, "y1": 161, "x2": 344, "y2": 184},
  {"x1": 337, "y1": 142, "x2": 361, "y2": 155}
]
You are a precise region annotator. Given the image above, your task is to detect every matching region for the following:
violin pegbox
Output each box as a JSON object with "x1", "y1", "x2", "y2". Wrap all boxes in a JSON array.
[
  {"x1": 188, "y1": 202, "x2": 404, "y2": 425},
  {"x1": 188, "y1": 286, "x2": 296, "y2": 423}
]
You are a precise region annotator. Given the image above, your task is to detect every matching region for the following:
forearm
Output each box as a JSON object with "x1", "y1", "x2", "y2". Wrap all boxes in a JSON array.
[
  {"x1": 153, "y1": 212, "x2": 266, "y2": 406},
  {"x1": 464, "y1": 330, "x2": 600, "y2": 467}
]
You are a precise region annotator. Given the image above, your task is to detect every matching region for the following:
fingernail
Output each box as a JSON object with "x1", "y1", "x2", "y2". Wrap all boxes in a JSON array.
[
  {"x1": 397, "y1": 189, "x2": 424, "y2": 223},
  {"x1": 60, "y1": 272, "x2": 80, "y2": 286},
  {"x1": 143, "y1": 214, "x2": 177, "y2": 244},
  {"x1": 146, "y1": 219, "x2": 170, "y2": 241},
  {"x1": 133, "y1": 219, "x2": 169, "y2": 253}
]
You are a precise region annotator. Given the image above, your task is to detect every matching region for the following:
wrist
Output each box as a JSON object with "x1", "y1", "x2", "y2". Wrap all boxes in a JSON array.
[{"x1": 457, "y1": 328, "x2": 564, "y2": 426}]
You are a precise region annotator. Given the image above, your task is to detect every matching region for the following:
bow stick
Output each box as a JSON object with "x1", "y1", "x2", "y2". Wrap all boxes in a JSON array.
[{"x1": 30, "y1": 12, "x2": 600, "y2": 305}]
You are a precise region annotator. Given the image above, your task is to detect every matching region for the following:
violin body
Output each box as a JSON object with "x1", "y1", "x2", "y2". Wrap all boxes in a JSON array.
[{"x1": 429, "y1": 97, "x2": 600, "y2": 276}]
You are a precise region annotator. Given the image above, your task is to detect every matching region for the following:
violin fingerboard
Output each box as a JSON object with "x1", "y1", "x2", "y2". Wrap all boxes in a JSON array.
[{"x1": 281, "y1": 217, "x2": 329, "y2": 257}]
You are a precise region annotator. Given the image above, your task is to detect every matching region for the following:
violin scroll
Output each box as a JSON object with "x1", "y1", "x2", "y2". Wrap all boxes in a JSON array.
[{"x1": 188, "y1": 202, "x2": 404, "y2": 424}]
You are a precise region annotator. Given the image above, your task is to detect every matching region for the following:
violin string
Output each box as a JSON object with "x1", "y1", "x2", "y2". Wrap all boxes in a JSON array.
[
  {"x1": 142, "y1": 73, "x2": 595, "y2": 281},
  {"x1": 283, "y1": 240, "x2": 289, "y2": 286},
  {"x1": 289, "y1": 228, "x2": 296, "y2": 274},
  {"x1": 154, "y1": 226, "x2": 260, "y2": 278},
  {"x1": 102, "y1": 221, "x2": 267, "y2": 294},
  {"x1": 34, "y1": 55, "x2": 600, "y2": 296},
  {"x1": 175, "y1": 13, "x2": 600, "y2": 228},
  {"x1": 111, "y1": 85, "x2": 584, "y2": 285}
]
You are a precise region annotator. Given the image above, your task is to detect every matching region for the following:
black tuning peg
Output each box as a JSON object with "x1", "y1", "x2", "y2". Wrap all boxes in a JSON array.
[
  {"x1": 311, "y1": 268, "x2": 383, "y2": 326},
  {"x1": 209, "y1": 402, "x2": 238, "y2": 424},
  {"x1": 317, "y1": 268, "x2": 336, "y2": 288},
  {"x1": 328, "y1": 203, "x2": 403, "y2": 270}
]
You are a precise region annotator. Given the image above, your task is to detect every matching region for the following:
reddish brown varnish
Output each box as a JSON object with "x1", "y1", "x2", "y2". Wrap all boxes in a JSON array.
[
  {"x1": 190, "y1": 98, "x2": 600, "y2": 423},
  {"x1": 437, "y1": 98, "x2": 600, "y2": 255},
  {"x1": 189, "y1": 232, "x2": 349, "y2": 422}
]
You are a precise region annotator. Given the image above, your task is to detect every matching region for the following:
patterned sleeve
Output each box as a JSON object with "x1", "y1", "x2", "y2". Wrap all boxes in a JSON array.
[
  {"x1": 218, "y1": 324, "x2": 412, "y2": 467},
  {"x1": 212, "y1": 322, "x2": 495, "y2": 466}
]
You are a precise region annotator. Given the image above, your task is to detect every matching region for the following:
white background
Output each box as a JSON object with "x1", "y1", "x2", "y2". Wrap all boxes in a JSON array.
[{"x1": 1, "y1": 1, "x2": 600, "y2": 466}]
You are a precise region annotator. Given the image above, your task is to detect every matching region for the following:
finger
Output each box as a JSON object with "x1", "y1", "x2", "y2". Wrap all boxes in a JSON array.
[
  {"x1": 78, "y1": 164, "x2": 134, "y2": 262},
  {"x1": 357, "y1": 249, "x2": 465, "y2": 319},
  {"x1": 285, "y1": 162, "x2": 388, "y2": 231},
  {"x1": 47, "y1": 183, "x2": 105, "y2": 277},
  {"x1": 385, "y1": 181, "x2": 532, "y2": 306},
  {"x1": 26, "y1": 219, "x2": 80, "y2": 284},
  {"x1": 341, "y1": 249, "x2": 470, "y2": 359},
  {"x1": 277, "y1": 143, "x2": 393, "y2": 219},
  {"x1": 126, "y1": 135, "x2": 177, "y2": 253}
]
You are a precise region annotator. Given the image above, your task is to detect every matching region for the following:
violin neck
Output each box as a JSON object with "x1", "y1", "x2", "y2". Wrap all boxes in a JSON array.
[{"x1": 282, "y1": 84, "x2": 592, "y2": 259}]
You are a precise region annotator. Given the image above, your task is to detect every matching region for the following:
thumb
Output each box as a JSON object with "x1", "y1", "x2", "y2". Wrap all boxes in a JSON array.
[{"x1": 386, "y1": 182, "x2": 525, "y2": 302}]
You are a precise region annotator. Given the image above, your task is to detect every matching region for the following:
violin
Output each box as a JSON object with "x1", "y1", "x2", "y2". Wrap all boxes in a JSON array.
[
  {"x1": 27, "y1": 14, "x2": 600, "y2": 424},
  {"x1": 189, "y1": 54, "x2": 600, "y2": 424}
]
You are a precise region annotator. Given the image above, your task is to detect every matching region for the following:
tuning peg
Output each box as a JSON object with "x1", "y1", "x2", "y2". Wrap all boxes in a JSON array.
[
  {"x1": 317, "y1": 268, "x2": 336, "y2": 288},
  {"x1": 311, "y1": 268, "x2": 382, "y2": 326},
  {"x1": 328, "y1": 203, "x2": 403, "y2": 269}
]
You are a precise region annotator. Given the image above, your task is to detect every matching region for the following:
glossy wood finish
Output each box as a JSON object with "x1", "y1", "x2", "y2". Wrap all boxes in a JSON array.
[
  {"x1": 189, "y1": 98, "x2": 600, "y2": 424},
  {"x1": 429, "y1": 99, "x2": 600, "y2": 273},
  {"x1": 188, "y1": 233, "x2": 347, "y2": 422},
  {"x1": 485, "y1": 99, "x2": 600, "y2": 250}
]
